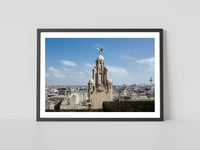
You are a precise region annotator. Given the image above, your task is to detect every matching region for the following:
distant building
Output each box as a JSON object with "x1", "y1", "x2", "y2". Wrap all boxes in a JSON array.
[
  {"x1": 46, "y1": 102, "x2": 56, "y2": 110},
  {"x1": 48, "y1": 88, "x2": 58, "y2": 97},
  {"x1": 59, "y1": 91, "x2": 88, "y2": 110},
  {"x1": 49, "y1": 95, "x2": 66, "y2": 101},
  {"x1": 88, "y1": 52, "x2": 113, "y2": 109},
  {"x1": 57, "y1": 88, "x2": 67, "y2": 95}
]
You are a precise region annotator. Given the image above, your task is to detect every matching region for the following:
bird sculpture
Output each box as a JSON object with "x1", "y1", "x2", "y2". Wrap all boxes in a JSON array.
[{"x1": 96, "y1": 48, "x2": 103, "y2": 55}]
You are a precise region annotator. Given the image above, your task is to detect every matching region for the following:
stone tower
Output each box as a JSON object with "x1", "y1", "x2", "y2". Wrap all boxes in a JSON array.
[{"x1": 88, "y1": 49, "x2": 113, "y2": 109}]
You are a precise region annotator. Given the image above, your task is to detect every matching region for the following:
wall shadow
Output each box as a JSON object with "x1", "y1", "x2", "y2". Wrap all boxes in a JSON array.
[{"x1": 163, "y1": 29, "x2": 171, "y2": 120}]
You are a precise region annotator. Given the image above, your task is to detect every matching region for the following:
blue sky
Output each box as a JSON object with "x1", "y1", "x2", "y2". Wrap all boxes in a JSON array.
[{"x1": 45, "y1": 38, "x2": 155, "y2": 85}]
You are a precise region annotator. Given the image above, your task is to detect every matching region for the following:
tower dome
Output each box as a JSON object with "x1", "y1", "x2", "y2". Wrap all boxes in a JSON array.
[
  {"x1": 88, "y1": 79, "x2": 95, "y2": 84},
  {"x1": 107, "y1": 79, "x2": 112, "y2": 83},
  {"x1": 96, "y1": 55, "x2": 104, "y2": 60}
]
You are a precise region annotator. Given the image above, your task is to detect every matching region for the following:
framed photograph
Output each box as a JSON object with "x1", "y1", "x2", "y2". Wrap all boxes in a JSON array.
[{"x1": 37, "y1": 28, "x2": 163, "y2": 121}]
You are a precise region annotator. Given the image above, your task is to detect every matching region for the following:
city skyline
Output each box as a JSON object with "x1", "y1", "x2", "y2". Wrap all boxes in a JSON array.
[{"x1": 45, "y1": 38, "x2": 155, "y2": 85}]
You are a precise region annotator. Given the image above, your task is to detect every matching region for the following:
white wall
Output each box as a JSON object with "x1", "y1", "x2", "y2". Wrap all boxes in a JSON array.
[{"x1": 0, "y1": 0, "x2": 200, "y2": 120}]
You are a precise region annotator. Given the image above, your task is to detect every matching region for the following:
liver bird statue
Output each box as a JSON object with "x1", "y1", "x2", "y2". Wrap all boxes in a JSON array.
[{"x1": 96, "y1": 48, "x2": 103, "y2": 55}]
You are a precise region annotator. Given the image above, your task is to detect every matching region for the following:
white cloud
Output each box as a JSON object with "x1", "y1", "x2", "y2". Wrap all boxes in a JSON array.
[
  {"x1": 82, "y1": 63, "x2": 94, "y2": 75},
  {"x1": 60, "y1": 60, "x2": 77, "y2": 67},
  {"x1": 48, "y1": 67, "x2": 65, "y2": 78},
  {"x1": 45, "y1": 73, "x2": 50, "y2": 77},
  {"x1": 120, "y1": 55, "x2": 135, "y2": 61},
  {"x1": 136, "y1": 57, "x2": 154, "y2": 64},
  {"x1": 54, "y1": 74, "x2": 65, "y2": 78},
  {"x1": 83, "y1": 69, "x2": 91, "y2": 75},
  {"x1": 106, "y1": 65, "x2": 130, "y2": 85},
  {"x1": 135, "y1": 57, "x2": 155, "y2": 74},
  {"x1": 46, "y1": 63, "x2": 92, "y2": 84},
  {"x1": 79, "y1": 71, "x2": 85, "y2": 75},
  {"x1": 48, "y1": 67, "x2": 62, "y2": 73},
  {"x1": 85, "y1": 63, "x2": 94, "y2": 69},
  {"x1": 62, "y1": 67, "x2": 69, "y2": 72},
  {"x1": 107, "y1": 66, "x2": 128, "y2": 74}
]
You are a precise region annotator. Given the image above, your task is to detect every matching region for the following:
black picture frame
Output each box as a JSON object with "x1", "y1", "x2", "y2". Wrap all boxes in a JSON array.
[{"x1": 37, "y1": 28, "x2": 163, "y2": 121}]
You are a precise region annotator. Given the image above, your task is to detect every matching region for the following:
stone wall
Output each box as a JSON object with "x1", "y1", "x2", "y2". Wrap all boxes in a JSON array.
[{"x1": 90, "y1": 90, "x2": 113, "y2": 109}]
